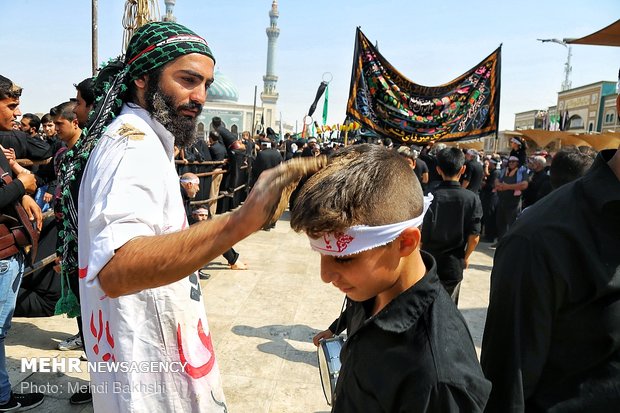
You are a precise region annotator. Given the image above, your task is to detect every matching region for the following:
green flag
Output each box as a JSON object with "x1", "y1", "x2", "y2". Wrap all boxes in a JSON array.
[{"x1": 322, "y1": 84, "x2": 329, "y2": 125}]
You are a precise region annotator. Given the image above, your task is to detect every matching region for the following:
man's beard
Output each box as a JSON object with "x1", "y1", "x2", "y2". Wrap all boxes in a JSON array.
[{"x1": 145, "y1": 82, "x2": 202, "y2": 148}]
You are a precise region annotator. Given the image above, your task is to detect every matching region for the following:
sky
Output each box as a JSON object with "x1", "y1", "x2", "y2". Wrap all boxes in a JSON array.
[{"x1": 2, "y1": 0, "x2": 619, "y2": 132}]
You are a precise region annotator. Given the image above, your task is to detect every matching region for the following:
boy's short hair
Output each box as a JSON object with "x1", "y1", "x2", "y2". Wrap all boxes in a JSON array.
[
  {"x1": 41, "y1": 113, "x2": 53, "y2": 124},
  {"x1": 0, "y1": 75, "x2": 22, "y2": 100},
  {"x1": 436, "y1": 147, "x2": 465, "y2": 177},
  {"x1": 290, "y1": 144, "x2": 423, "y2": 238},
  {"x1": 50, "y1": 101, "x2": 78, "y2": 122}
]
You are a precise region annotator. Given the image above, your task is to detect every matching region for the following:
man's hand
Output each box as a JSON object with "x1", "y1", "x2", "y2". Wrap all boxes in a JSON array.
[
  {"x1": 313, "y1": 329, "x2": 335, "y2": 347},
  {"x1": 17, "y1": 172, "x2": 37, "y2": 194},
  {"x1": 53, "y1": 255, "x2": 61, "y2": 273},
  {"x1": 240, "y1": 156, "x2": 327, "y2": 231},
  {"x1": 0, "y1": 145, "x2": 16, "y2": 166},
  {"x1": 21, "y1": 195, "x2": 42, "y2": 231},
  {"x1": 43, "y1": 192, "x2": 53, "y2": 203}
]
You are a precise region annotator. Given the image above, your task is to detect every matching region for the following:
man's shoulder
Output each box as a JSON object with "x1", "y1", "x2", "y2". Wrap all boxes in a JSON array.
[
  {"x1": 510, "y1": 182, "x2": 578, "y2": 237},
  {"x1": 210, "y1": 141, "x2": 226, "y2": 155},
  {"x1": 107, "y1": 113, "x2": 151, "y2": 136},
  {"x1": 89, "y1": 115, "x2": 161, "y2": 167},
  {"x1": 0, "y1": 130, "x2": 28, "y2": 140},
  {"x1": 100, "y1": 114, "x2": 162, "y2": 151}
]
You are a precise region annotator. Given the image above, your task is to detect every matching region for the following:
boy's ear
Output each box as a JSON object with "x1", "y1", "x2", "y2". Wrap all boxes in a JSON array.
[{"x1": 398, "y1": 227, "x2": 421, "y2": 256}]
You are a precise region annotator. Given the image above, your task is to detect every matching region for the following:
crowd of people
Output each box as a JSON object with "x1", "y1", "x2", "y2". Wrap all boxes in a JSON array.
[{"x1": 0, "y1": 19, "x2": 618, "y2": 413}]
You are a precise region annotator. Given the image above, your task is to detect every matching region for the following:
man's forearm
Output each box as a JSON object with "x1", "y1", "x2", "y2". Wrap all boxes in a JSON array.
[
  {"x1": 97, "y1": 155, "x2": 326, "y2": 298},
  {"x1": 504, "y1": 181, "x2": 528, "y2": 191},
  {"x1": 465, "y1": 234, "x2": 480, "y2": 261},
  {"x1": 98, "y1": 209, "x2": 253, "y2": 298}
]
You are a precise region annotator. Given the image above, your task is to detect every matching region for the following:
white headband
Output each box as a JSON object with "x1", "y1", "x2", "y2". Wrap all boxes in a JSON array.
[
  {"x1": 180, "y1": 177, "x2": 200, "y2": 184},
  {"x1": 192, "y1": 207, "x2": 209, "y2": 215},
  {"x1": 308, "y1": 194, "x2": 433, "y2": 257}
]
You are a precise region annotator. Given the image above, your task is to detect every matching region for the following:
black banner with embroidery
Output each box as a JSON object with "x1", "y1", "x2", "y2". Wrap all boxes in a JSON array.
[{"x1": 346, "y1": 28, "x2": 501, "y2": 144}]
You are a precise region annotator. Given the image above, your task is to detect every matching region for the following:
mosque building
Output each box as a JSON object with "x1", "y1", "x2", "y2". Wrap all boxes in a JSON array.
[{"x1": 165, "y1": 0, "x2": 288, "y2": 138}]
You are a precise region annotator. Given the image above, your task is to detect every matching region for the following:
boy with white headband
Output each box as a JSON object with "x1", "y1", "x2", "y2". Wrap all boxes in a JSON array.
[{"x1": 291, "y1": 144, "x2": 490, "y2": 412}]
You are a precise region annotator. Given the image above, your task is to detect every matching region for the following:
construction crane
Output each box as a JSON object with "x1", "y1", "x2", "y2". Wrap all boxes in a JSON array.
[{"x1": 122, "y1": 0, "x2": 160, "y2": 51}]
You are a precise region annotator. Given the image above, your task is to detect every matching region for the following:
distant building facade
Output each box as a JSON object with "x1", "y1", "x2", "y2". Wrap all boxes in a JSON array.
[
  {"x1": 484, "y1": 80, "x2": 619, "y2": 152},
  {"x1": 558, "y1": 81, "x2": 617, "y2": 133}
]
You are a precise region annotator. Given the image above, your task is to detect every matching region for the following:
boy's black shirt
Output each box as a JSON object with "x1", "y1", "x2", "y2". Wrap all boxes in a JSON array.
[
  {"x1": 422, "y1": 180, "x2": 482, "y2": 259},
  {"x1": 331, "y1": 251, "x2": 490, "y2": 412}
]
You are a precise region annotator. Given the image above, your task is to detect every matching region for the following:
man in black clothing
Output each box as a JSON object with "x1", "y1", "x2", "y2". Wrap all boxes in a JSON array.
[
  {"x1": 292, "y1": 144, "x2": 490, "y2": 412},
  {"x1": 242, "y1": 131, "x2": 255, "y2": 160},
  {"x1": 241, "y1": 130, "x2": 255, "y2": 190},
  {"x1": 0, "y1": 128, "x2": 51, "y2": 161},
  {"x1": 480, "y1": 157, "x2": 500, "y2": 242},
  {"x1": 462, "y1": 149, "x2": 484, "y2": 193},
  {"x1": 0, "y1": 73, "x2": 45, "y2": 411},
  {"x1": 421, "y1": 147, "x2": 482, "y2": 304},
  {"x1": 522, "y1": 155, "x2": 550, "y2": 208},
  {"x1": 495, "y1": 155, "x2": 528, "y2": 240},
  {"x1": 252, "y1": 137, "x2": 282, "y2": 230},
  {"x1": 211, "y1": 116, "x2": 237, "y2": 149},
  {"x1": 509, "y1": 136, "x2": 527, "y2": 166},
  {"x1": 549, "y1": 146, "x2": 595, "y2": 190},
  {"x1": 283, "y1": 132, "x2": 295, "y2": 160},
  {"x1": 419, "y1": 141, "x2": 445, "y2": 193},
  {"x1": 410, "y1": 145, "x2": 429, "y2": 194},
  {"x1": 481, "y1": 144, "x2": 620, "y2": 412},
  {"x1": 33, "y1": 113, "x2": 63, "y2": 212},
  {"x1": 180, "y1": 173, "x2": 247, "y2": 271},
  {"x1": 19, "y1": 113, "x2": 41, "y2": 138},
  {"x1": 14, "y1": 214, "x2": 60, "y2": 318},
  {"x1": 207, "y1": 130, "x2": 227, "y2": 215},
  {"x1": 40, "y1": 114, "x2": 56, "y2": 141},
  {"x1": 211, "y1": 116, "x2": 244, "y2": 207},
  {"x1": 251, "y1": 137, "x2": 282, "y2": 188},
  {"x1": 208, "y1": 130, "x2": 227, "y2": 161}
]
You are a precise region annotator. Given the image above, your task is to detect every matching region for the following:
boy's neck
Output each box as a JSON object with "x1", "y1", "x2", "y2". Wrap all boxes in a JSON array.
[{"x1": 372, "y1": 252, "x2": 427, "y2": 315}]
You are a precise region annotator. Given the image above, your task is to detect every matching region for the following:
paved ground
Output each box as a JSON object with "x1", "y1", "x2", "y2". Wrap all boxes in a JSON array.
[{"x1": 6, "y1": 212, "x2": 494, "y2": 412}]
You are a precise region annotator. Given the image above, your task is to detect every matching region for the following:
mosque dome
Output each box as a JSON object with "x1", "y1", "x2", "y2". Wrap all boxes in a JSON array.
[{"x1": 206, "y1": 71, "x2": 239, "y2": 102}]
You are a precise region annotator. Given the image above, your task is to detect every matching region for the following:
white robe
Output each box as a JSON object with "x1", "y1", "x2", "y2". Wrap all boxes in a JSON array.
[{"x1": 78, "y1": 104, "x2": 226, "y2": 412}]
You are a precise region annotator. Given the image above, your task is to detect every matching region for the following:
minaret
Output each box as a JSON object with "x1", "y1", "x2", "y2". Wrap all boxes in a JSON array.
[
  {"x1": 163, "y1": 0, "x2": 176, "y2": 22},
  {"x1": 261, "y1": 0, "x2": 279, "y2": 127}
]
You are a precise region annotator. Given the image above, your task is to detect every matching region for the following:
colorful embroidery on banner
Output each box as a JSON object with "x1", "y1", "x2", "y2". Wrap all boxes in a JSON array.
[{"x1": 346, "y1": 28, "x2": 501, "y2": 144}]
